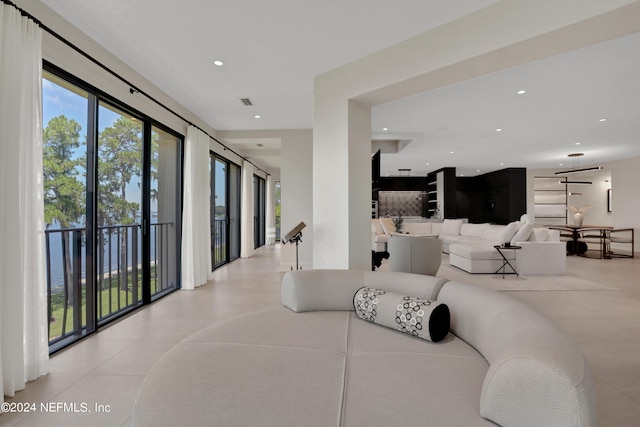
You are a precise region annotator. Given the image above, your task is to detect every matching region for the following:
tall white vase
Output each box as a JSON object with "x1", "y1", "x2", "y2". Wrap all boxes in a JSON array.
[{"x1": 573, "y1": 212, "x2": 584, "y2": 227}]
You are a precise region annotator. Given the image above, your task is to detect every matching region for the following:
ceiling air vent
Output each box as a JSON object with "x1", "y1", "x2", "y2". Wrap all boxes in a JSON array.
[{"x1": 240, "y1": 98, "x2": 253, "y2": 106}]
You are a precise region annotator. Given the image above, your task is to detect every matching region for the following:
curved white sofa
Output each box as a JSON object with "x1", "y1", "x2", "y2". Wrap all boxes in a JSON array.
[{"x1": 133, "y1": 270, "x2": 595, "y2": 427}]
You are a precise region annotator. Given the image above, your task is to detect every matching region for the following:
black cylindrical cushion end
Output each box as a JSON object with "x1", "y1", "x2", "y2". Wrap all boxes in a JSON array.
[{"x1": 428, "y1": 303, "x2": 450, "y2": 343}]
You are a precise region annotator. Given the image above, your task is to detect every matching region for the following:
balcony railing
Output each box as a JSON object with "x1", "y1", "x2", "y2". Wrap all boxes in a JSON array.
[
  {"x1": 211, "y1": 218, "x2": 227, "y2": 268},
  {"x1": 46, "y1": 222, "x2": 175, "y2": 347}
]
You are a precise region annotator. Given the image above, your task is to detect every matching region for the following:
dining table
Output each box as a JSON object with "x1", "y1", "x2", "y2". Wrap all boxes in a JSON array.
[{"x1": 551, "y1": 225, "x2": 613, "y2": 256}]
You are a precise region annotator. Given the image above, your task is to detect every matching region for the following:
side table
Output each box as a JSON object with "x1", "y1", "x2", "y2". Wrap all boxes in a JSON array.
[{"x1": 493, "y1": 245, "x2": 522, "y2": 278}]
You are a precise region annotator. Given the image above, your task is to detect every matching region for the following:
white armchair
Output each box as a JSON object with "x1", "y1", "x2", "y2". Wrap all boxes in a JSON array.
[{"x1": 388, "y1": 235, "x2": 443, "y2": 276}]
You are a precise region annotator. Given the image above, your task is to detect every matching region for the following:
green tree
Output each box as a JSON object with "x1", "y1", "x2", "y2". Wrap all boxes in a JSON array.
[
  {"x1": 98, "y1": 117, "x2": 142, "y2": 291},
  {"x1": 43, "y1": 115, "x2": 85, "y2": 306}
]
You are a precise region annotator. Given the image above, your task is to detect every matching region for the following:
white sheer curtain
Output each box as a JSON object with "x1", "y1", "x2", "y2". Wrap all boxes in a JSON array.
[
  {"x1": 265, "y1": 176, "x2": 275, "y2": 244},
  {"x1": 181, "y1": 126, "x2": 213, "y2": 290},
  {"x1": 240, "y1": 161, "x2": 255, "y2": 258},
  {"x1": 0, "y1": 3, "x2": 49, "y2": 399}
]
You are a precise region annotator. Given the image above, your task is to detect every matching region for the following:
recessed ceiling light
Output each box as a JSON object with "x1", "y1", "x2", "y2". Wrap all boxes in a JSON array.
[
  {"x1": 382, "y1": 127, "x2": 388, "y2": 131},
  {"x1": 496, "y1": 128, "x2": 503, "y2": 132},
  {"x1": 449, "y1": 151, "x2": 454, "y2": 154},
  {"x1": 517, "y1": 90, "x2": 526, "y2": 95},
  {"x1": 559, "y1": 163, "x2": 564, "y2": 166},
  {"x1": 500, "y1": 163, "x2": 505, "y2": 166},
  {"x1": 214, "y1": 60, "x2": 224, "y2": 66},
  {"x1": 254, "y1": 115, "x2": 261, "y2": 119},
  {"x1": 476, "y1": 169, "x2": 481, "y2": 173},
  {"x1": 574, "y1": 142, "x2": 581, "y2": 146},
  {"x1": 425, "y1": 162, "x2": 430, "y2": 166},
  {"x1": 599, "y1": 118, "x2": 607, "y2": 122}
]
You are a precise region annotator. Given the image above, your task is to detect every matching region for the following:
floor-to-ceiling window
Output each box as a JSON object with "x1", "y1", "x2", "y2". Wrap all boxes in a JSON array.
[
  {"x1": 254, "y1": 175, "x2": 266, "y2": 248},
  {"x1": 42, "y1": 72, "x2": 90, "y2": 346},
  {"x1": 275, "y1": 181, "x2": 281, "y2": 241},
  {"x1": 43, "y1": 64, "x2": 182, "y2": 352},
  {"x1": 96, "y1": 101, "x2": 144, "y2": 321},
  {"x1": 210, "y1": 154, "x2": 241, "y2": 269},
  {"x1": 151, "y1": 126, "x2": 181, "y2": 295},
  {"x1": 228, "y1": 162, "x2": 241, "y2": 259}
]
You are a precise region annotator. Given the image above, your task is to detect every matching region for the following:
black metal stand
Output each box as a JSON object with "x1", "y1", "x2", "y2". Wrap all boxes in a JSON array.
[
  {"x1": 494, "y1": 245, "x2": 521, "y2": 278},
  {"x1": 287, "y1": 231, "x2": 303, "y2": 271}
]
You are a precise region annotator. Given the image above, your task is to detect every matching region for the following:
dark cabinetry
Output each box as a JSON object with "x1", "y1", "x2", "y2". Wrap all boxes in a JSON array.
[
  {"x1": 456, "y1": 168, "x2": 526, "y2": 224},
  {"x1": 426, "y1": 168, "x2": 457, "y2": 219},
  {"x1": 372, "y1": 167, "x2": 526, "y2": 224}
]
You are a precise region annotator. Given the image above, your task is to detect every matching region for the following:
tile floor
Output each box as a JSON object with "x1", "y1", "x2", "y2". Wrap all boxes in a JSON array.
[{"x1": 2, "y1": 244, "x2": 639, "y2": 426}]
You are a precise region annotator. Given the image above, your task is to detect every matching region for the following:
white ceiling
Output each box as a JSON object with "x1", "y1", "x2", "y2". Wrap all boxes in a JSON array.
[
  {"x1": 40, "y1": 0, "x2": 640, "y2": 175},
  {"x1": 373, "y1": 31, "x2": 640, "y2": 177}
]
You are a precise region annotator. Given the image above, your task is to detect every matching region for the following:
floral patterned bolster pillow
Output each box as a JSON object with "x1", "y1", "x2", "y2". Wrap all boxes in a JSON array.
[{"x1": 353, "y1": 287, "x2": 450, "y2": 343}]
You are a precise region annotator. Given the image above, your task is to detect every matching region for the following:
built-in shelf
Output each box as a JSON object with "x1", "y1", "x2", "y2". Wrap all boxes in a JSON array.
[
  {"x1": 534, "y1": 176, "x2": 567, "y2": 225},
  {"x1": 426, "y1": 168, "x2": 457, "y2": 219}
]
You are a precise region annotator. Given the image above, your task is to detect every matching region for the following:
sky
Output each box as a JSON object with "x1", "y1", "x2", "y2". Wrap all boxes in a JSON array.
[{"x1": 43, "y1": 76, "x2": 154, "y2": 214}]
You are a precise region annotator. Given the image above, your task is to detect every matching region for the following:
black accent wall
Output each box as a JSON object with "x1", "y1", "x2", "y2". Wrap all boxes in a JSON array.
[
  {"x1": 373, "y1": 167, "x2": 526, "y2": 225},
  {"x1": 456, "y1": 168, "x2": 526, "y2": 225}
]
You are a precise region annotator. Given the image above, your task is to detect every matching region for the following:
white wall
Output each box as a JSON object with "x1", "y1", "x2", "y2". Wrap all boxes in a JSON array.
[
  {"x1": 528, "y1": 156, "x2": 639, "y2": 252},
  {"x1": 609, "y1": 156, "x2": 640, "y2": 252},
  {"x1": 280, "y1": 131, "x2": 313, "y2": 271}
]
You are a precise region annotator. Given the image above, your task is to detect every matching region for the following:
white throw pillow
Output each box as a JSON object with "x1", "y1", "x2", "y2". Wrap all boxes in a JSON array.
[
  {"x1": 520, "y1": 214, "x2": 533, "y2": 224},
  {"x1": 379, "y1": 217, "x2": 396, "y2": 234},
  {"x1": 460, "y1": 223, "x2": 487, "y2": 238},
  {"x1": 482, "y1": 225, "x2": 506, "y2": 242},
  {"x1": 511, "y1": 222, "x2": 533, "y2": 244},
  {"x1": 441, "y1": 219, "x2": 463, "y2": 236},
  {"x1": 501, "y1": 221, "x2": 521, "y2": 243},
  {"x1": 371, "y1": 219, "x2": 384, "y2": 235},
  {"x1": 528, "y1": 227, "x2": 550, "y2": 242}
]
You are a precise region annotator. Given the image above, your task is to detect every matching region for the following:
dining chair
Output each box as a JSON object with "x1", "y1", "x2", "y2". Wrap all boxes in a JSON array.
[{"x1": 604, "y1": 228, "x2": 635, "y2": 258}]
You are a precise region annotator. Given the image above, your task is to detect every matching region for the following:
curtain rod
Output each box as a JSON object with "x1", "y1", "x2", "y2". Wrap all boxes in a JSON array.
[{"x1": 2, "y1": 0, "x2": 270, "y2": 176}]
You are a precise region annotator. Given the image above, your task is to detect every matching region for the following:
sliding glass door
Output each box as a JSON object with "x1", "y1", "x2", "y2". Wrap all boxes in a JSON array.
[
  {"x1": 150, "y1": 127, "x2": 181, "y2": 295},
  {"x1": 210, "y1": 154, "x2": 241, "y2": 269},
  {"x1": 228, "y1": 162, "x2": 241, "y2": 260},
  {"x1": 96, "y1": 102, "x2": 144, "y2": 319},
  {"x1": 211, "y1": 157, "x2": 227, "y2": 268},
  {"x1": 43, "y1": 65, "x2": 182, "y2": 352},
  {"x1": 254, "y1": 175, "x2": 266, "y2": 249}
]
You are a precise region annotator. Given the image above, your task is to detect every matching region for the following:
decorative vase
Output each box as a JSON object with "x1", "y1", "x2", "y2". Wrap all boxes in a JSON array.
[{"x1": 573, "y1": 212, "x2": 584, "y2": 227}]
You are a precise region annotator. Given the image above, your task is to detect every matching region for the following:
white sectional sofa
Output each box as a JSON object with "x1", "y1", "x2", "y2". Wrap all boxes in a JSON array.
[
  {"x1": 373, "y1": 217, "x2": 566, "y2": 275},
  {"x1": 372, "y1": 217, "x2": 449, "y2": 251},
  {"x1": 133, "y1": 270, "x2": 596, "y2": 427}
]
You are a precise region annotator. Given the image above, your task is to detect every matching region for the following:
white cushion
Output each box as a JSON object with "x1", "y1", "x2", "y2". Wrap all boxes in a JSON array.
[
  {"x1": 379, "y1": 217, "x2": 396, "y2": 234},
  {"x1": 481, "y1": 225, "x2": 505, "y2": 242},
  {"x1": 403, "y1": 222, "x2": 433, "y2": 235},
  {"x1": 460, "y1": 223, "x2": 487, "y2": 238},
  {"x1": 501, "y1": 221, "x2": 521, "y2": 243},
  {"x1": 441, "y1": 219, "x2": 463, "y2": 236},
  {"x1": 528, "y1": 227, "x2": 550, "y2": 242},
  {"x1": 371, "y1": 219, "x2": 384, "y2": 235},
  {"x1": 511, "y1": 222, "x2": 533, "y2": 244},
  {"x1": 353, "y1": 287, "x2": 450, "y2": 343},
  {"x1": 520, "y1": 214, "x2": 532, "y2": 224},
  {"x1": 430, "y1": 222, "x2": 443, "y2": 235},
  {"x1": 449, "y1": 242, "x2": 515, "y2": 260}
]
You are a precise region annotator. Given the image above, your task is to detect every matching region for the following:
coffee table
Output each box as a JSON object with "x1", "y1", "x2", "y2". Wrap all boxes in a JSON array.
[{"x1": 493, "y1": 245, "x2": 522, "y2": 278}]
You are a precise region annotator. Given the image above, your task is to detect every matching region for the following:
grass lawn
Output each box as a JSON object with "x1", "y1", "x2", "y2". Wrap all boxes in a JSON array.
[{"x1": 49, "y1": 266, "x2": 164, "y2": 341}]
